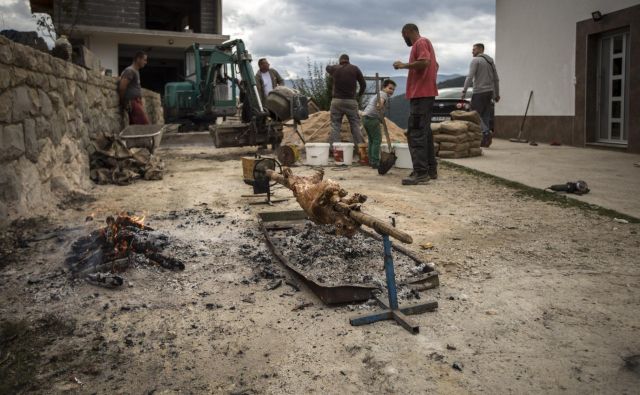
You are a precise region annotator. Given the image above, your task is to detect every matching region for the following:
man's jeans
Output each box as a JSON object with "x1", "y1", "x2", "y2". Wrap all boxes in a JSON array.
[
  {"x1": 329, "y1": 98, "x2": 364, "y2": 145},
  {"x1": 407, "y1": 97, "x2": 437, "y2": 174},
  {"x1": 471, "y1": 91, "x2": 493, "y2": 135}
]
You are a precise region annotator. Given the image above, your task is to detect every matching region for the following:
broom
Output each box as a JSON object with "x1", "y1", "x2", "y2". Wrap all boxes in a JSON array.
[{"x1": 510, "y1": 90, "x2": 533, "y2": 143}]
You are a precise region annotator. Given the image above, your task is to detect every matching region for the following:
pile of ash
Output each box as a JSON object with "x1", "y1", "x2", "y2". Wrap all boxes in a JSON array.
[{"x1": 270, "y1": 221, "x2": 429, "y2": 287}]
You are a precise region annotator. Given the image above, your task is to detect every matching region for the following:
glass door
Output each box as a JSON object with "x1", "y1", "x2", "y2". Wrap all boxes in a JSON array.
[{"x1": 597, "y1": 30, "x2": 629, "y2": 145}]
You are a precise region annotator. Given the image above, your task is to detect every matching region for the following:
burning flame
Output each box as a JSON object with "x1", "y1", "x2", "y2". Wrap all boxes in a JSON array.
[{"x1": 97, "y1": 213, "x2": 148, "y2": 258}]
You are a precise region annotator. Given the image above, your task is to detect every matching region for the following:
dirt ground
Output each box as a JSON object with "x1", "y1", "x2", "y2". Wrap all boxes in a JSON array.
[{"x1": 1, "y1": 145, "x2": 639, "y2": 394}]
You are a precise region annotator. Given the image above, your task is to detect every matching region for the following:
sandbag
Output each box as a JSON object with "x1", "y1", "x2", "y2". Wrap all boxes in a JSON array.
[
  {"x1": 469, "y1": 140, "x2": 481, "y2": 148},
  {"x1": 451, "y1": 110, "x2": 482, "y2": 126},
  {"x1": 438, "y1": 150, "x2": 467, "y2": 159},
  {"x1": 439, "y1": 142, "x2": 470, "y2": 152},
  {"x1": 469, "y1": 147, "x2": 483, "y2": 157},
  {"x1": 431, "y1": 122, "x2": 442, "y2": 135},
  {"x1": 461, "y1": 121, "x2": 482, "y2": 134},
  {"x1": 439, "y1": 120, "x2": 469, "y2": 136},
  {"x1": 434, "y1": 133, "x2": 467, "y2": 143}
]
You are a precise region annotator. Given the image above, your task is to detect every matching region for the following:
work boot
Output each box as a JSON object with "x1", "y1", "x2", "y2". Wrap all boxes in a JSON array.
[
  {"x1": 402, "y1": 172, "x2": 429, "y2": 185},
  {"x1": 480, "y1": 134, "x2": 488, "y2": 147},
  {"x1": 486, "y1": 131, "x2": 493, "y2": 148},
  {"x1": 428, "y1": 168, "x2": 438, "y2": 180}
]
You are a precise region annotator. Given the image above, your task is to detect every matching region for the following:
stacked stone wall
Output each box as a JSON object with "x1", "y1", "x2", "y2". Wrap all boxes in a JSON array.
[{"x1": 0, "y1": 35, "x2": 163, "y2": 225}]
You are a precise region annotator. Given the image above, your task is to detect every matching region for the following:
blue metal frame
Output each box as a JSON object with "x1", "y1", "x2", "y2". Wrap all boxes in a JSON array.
[{"x1": 350, "y1": 234, "x2": 438, "y2": 334}]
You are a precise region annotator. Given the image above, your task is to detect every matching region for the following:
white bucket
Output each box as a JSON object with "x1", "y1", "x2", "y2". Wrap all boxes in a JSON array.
[
  {"x1": 332, "y1": 142, "x2": 354, "y2": 165},
  {"x1": 305, "y1": 143, "x2": 330, "y2": 166},
  {"x1": 392, "y1": 143, "x2": 412, "y2": 169}
]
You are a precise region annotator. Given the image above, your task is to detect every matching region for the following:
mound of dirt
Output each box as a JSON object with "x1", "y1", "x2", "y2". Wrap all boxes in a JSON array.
[{"x1": 282, "y1": 111, "x2": 407, "y2": 146}]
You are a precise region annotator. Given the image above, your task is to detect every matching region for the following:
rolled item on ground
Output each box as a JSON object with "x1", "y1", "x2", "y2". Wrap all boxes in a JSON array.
[{"x1": 265, "y1": 168, "x2": 413, "y2": 244}]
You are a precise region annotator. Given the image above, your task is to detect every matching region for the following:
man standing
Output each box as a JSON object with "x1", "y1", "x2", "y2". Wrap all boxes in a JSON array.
[
  {"x1": 255, "y1": 58, "x2": 285, "y2": 105},
  {"x1": 462, "y1": 43, "x2": 500, "y2": 147},
  {"x1": 326, "y1": 54, "x2": 367, "y2": 148},
  {"x1": 393, "y1": 23, "x2": 438, "y2": 185},
  {"x1": 362, "y1": 79, "x2": 396, "y2": 169},
  {"x1": 118, "y1": 51, "x2": 150, "y2": 125}
]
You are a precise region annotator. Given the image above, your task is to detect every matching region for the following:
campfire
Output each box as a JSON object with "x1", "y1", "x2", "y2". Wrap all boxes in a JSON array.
[{"x1": 66, "y1": 214, "x2": 185, "y2": 287}]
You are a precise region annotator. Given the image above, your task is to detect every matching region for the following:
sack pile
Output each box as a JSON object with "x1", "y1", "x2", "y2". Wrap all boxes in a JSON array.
[{"x1": 433, "y1": 110, "x2": 483, "y2": 158}]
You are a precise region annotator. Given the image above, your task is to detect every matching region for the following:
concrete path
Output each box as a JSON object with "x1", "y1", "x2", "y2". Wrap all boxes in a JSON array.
[{"x1": 444, "y1": 139, "x2": 640, "y2": 219}]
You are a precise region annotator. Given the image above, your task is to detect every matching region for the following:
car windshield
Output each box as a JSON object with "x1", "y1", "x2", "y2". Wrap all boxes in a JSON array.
[{"x1": 437, "y1": 88, "x2": 472, "y2": 99}]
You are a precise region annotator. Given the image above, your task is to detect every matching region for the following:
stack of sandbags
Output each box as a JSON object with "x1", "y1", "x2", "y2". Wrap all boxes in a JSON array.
[
  {"x1": 281, "y1": 111, "x2": 407, "y2": 146},
  {"x1": 433, "y1": 110, "x2": 483, "y2": 158}
]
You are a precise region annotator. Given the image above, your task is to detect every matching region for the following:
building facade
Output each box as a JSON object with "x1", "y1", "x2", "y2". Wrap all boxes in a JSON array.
[
  {"x1": 495, "y1": 0, "x2": 639, "y2": 153},
  {"x1": 30, "y1": 0, "x2": 228, "y2": 94}
]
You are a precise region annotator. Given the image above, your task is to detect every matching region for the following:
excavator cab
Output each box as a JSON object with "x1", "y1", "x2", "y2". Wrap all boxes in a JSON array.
[
  {"x1": 164, "y1": 39, "x2": 303, "y2": 149},
  {"x1": 164, "y1": 43, "x2": 239, "y2": 130}
]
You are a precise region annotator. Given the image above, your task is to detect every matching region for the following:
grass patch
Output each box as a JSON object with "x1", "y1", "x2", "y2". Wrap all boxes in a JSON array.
[{"x1": 441, "y1": 161, "x2": 639, "y2": 223}]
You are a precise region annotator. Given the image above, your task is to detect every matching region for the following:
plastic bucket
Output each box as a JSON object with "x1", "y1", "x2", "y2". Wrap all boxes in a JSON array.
[
  {"x1": 305, "y1": 143, "x2": 330, "y2": 166},
  {"x1": 392, "y1": 143, "x2": 412, "y2": 168},
  {"x1": 333, "y1": 142, "x2": 354, "y2": 165}
]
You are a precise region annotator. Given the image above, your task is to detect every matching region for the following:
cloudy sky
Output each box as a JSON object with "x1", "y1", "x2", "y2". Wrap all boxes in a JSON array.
[
  {"x1": 1, "y1": 0, "x2": 496, "y2": 78},
  {"x1": 223, "y1": 0, "x2": 496, "y2": 78}
]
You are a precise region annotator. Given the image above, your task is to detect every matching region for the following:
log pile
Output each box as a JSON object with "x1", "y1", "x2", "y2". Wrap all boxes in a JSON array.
[
  {"x1": 89, "y1": 131, "x2": 165, "y2": 185},
  {"x1": 433, "y1": 110, "x2": 483, "y2": 159}
]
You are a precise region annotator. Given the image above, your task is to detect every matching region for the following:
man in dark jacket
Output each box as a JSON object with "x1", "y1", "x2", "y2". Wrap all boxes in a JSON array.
[
  {"x1": 255, "y1": 58, "x2": 285, "y2": 105},
  {"x1": 326, "y1": 54, "x2": 366, "y2": 146}
]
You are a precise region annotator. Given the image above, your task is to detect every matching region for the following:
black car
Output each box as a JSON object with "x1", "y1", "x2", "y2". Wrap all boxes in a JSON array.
[{"x1": 431, "y1": 87, "x2": 472, "y2": 122}]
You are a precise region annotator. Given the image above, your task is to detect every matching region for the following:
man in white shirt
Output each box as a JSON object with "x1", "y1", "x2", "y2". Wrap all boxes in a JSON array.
[{"x1": 255, "y1": 58, "x2": 285, "y2": 104}]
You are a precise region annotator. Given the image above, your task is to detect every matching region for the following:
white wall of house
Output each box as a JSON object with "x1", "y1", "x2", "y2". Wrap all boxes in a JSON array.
[
  {"x1": 495, "y1": 0, "x2": 639, "y2": 117},
  {"x1": 87, "y1": 35, "x2": 118, "y2": 75}
]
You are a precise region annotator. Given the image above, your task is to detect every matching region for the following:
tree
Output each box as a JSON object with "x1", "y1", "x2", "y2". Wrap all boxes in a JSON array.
[{"x1": 292, "y1": 59, "x2": 334, "y2": 111}]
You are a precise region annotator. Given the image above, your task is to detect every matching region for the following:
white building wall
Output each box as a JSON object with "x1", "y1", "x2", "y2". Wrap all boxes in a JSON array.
[
  {"x1": 87, "y1": 36, "x2": 118, "y2": 75},
  {"x1": 495, "y1": 0, "x2": 639, "y2": 117}
]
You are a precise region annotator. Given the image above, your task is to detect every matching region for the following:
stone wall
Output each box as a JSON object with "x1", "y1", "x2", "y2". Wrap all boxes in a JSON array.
[{"x1": 0, "y1": 35, "x2": 163, "y2": 226}]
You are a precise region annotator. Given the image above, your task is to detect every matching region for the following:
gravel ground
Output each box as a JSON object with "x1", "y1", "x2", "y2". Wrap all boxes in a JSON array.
[{"x1": 0, "y1": 146, "x2": 638, "y2": 394}]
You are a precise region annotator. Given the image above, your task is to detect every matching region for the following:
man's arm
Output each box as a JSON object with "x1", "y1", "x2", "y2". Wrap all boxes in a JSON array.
[
  {"x1": 356, "y1": 68, "x2": 366, "y2": 97},
  {"x1": 493, "y1": 64, "x2": 500, "y2": 102},
  {"x1": 273, "y1": 69, "x2": 285, "y2": 86},
  {"x1": 326, "y1": 64, "x2": 337, "y2": 76},
  {"x1": 462, "y1": 58, "x2": 477, "y2": 97},
  {"x1": 393, "y1": 59, "x2": 429, "y2": 70},
  {"x1": 118, "y1": 77, "x2": 130, "y2": 104}
]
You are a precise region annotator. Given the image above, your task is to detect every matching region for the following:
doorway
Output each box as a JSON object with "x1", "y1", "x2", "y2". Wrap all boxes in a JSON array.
[{"x1": 596, "y1": 30, "x2": 630, "y2": 145}]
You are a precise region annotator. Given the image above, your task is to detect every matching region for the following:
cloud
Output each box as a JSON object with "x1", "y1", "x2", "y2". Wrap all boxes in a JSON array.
[
  {"x1": 223, "y1": 0, "x2": 495, "y2": 78},
  {"x1": 0, "y1": 0, "x2": 40, "y2": 32}
]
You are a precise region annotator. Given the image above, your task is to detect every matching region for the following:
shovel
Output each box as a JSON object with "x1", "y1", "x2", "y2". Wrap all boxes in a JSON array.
[
  {"x1": 378, "y1": 115, "x2": 396, "y2": 175},
  {"x1": 375, "y1": 80, "x2": 396, "y2": 174}
]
